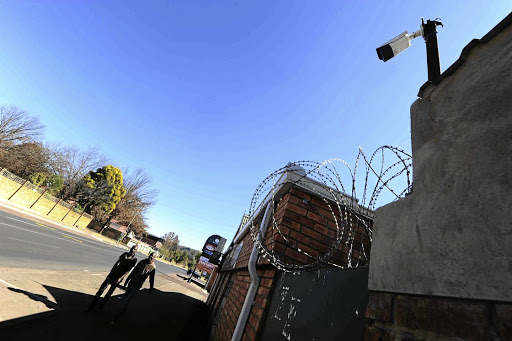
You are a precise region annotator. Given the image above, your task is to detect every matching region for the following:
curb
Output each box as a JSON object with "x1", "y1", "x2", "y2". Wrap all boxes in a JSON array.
[
  {"x1": 0, "y1": 198, "x2": 130, "y2": 251},
  {"x1": 0, "y1": 197, "x2": 87, "y2": 234}
]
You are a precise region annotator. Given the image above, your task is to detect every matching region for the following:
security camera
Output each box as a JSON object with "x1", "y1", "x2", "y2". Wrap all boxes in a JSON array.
[{"x1": 376, "y1": 28, "x2": 423, "y2": 62}]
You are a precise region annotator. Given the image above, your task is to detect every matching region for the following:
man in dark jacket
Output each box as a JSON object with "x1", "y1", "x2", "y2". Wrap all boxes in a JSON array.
[
  {"x1": 87, "y1": 244, "x2": 138, "y2": 311},
  {"x1": 112, "y1": 251, "x2": 156, "y2": 322}
]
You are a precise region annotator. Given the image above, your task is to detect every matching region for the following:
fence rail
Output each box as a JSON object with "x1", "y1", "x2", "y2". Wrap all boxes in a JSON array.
[
  {"x1": 0, "y1": 168, "x2": 93, "y2": 224},
  {"x1": 24, "y1": 181, "x2": 45, "y2": 194},
  {"x1": 0, "y1": 167, "x2": 26, "y2": 185}
]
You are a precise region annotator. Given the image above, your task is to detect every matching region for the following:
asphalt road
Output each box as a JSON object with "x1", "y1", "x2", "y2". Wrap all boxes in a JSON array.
[{"x1": 0, "y1": 210, "x2": 187, "y2": 277}]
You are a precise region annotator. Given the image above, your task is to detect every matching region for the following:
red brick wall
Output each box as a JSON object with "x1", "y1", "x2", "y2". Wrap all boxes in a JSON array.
[
  {"x1": 267, "y1": 188, "x2": 372, "y2": 268},
  {"x1": 365, "y1": 291, "x2": 512, "y2": 341},
  {"x1": 208, "y1": 186, "x2": 372, "y2": 341},
  {"x1": 210, "y1": 268, "x2": 276, "y2": 341}
]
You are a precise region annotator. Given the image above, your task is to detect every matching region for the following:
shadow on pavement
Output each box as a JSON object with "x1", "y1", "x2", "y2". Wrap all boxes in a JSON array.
[{"x1": 0, "y1": 285, "x2": 207, "y2": 340}]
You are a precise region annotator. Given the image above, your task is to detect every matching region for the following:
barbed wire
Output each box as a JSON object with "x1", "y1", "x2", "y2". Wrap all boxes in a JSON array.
[{"x1": 248, "y1": 146, "x2": 412, "y2": 273}]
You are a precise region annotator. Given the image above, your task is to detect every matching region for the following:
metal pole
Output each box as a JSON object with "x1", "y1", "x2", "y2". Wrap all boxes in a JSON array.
[
  {"x1": 73, "y1": 209, "x2": 86, "y2": 226},
  {"x1": 187, "y1": 262, "x2": 198, "y2": 283},
  {"x1": 61, "y1": 204, "x2": 75, "y2": 222},
  {"x1": 47, "y1": 199, "x2": 61, "y2": 216},
  {"x1": 30, "y1": 189, "x2": 47, "y2": 209},
  {"x1": 423, "y1": 18, "x2": 443, "y2": 82},
  {"x1": 8, "y1": 180, "x2": 28, "y2": 200},
  {"x1": 120, "y1": 209, "x2": 139, "y2": 244}
]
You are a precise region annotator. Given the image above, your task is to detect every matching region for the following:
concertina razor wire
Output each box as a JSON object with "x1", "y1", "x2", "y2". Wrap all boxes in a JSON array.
[{"x1": 248, "y1": 146, "x2": 412, "y2": 273}]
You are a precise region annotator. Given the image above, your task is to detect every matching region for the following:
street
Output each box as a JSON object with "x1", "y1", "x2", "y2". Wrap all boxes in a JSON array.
[
  {"x1": 0, "y1": 208, "x2": 208, "y2": 339},
  {"x1": 0, "y1": 209, "x2": 187, "y2": 277}
]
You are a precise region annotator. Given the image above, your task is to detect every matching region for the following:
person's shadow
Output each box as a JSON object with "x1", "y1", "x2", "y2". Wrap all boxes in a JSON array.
[{"x1": 1, "y1": 285, "x2": 207, "y2": 340}]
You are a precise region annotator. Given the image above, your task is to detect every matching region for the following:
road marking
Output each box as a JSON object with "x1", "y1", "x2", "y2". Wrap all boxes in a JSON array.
[
  {"x1": 91, "y1": 274, "x2": 105, "y2": 278},
  {"x1": 0, "y1": 221, "x2": 86, "y2": 246},
  {"x1": 7, "y1": 238, "x2": 60, "y2": 248},
  {"x1": 1, "y1": 221, "x2": 126, "y2": 255},
  {"x1": 3, "y1": 216, "x2": 33, "y2": 224},
  {"x1": 37, "y1": 223, "x2": 56, "y2": 230},
  {"x1": 3, "y1": 214, "x2": 88, "y2": 235},
  {"x1": 61, "y1": 234, "x2": 83, "y2": 243}
]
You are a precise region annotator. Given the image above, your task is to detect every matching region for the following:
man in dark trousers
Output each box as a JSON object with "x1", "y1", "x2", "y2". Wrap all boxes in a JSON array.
[
  {"x1": 87, "y1": 244, "x2": 138, "y2": 311},
  {"x1": 112, "y1": 251, "x2": 156, "y2": 322}
]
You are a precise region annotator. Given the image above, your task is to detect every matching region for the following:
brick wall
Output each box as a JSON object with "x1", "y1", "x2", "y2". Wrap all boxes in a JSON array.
[
  {"x1": 365, "y1": 291, "x2": 512, "y2": 341},
  {"x1": 209, "y1": 268, "x2": 277, "y2": 341},
  {"x1": 208, "y1": 185, "x2": 372, "y2": 341},
  {"x1": 0, "y1": 169, "x2": 92, "y2": 228},
  {"x1": 266, "y1": 188, "x2": 372, "y2": 269}
]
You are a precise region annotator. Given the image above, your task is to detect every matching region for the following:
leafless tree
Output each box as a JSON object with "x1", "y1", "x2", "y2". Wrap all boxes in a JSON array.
[
  {"x1": 0, "y1": 106, "x2": 44, "y2": 147},
  {"x1": 45, "y1": 143, "x2": 110, "y2": 200},
  {"x1": 107, "y1": 168, "x2": 158, "y2": 230},
  {"x1": 162, "y1": 231, "x2": 180, "y2": 251}
]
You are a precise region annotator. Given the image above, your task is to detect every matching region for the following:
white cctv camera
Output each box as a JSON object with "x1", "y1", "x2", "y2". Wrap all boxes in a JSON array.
[{"x1": 376, "y1": 28, "x2": 423, "y2": 62}]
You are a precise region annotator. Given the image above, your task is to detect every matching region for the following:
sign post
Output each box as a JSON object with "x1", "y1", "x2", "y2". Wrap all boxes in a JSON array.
[{"x1": 188, "y1": 235, "x2": 226, "y2": 283}]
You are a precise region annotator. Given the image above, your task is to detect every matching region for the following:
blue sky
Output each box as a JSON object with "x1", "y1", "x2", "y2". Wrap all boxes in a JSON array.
[{"x1": 0, "y1": 1, "x2": 510, "y2": 250}]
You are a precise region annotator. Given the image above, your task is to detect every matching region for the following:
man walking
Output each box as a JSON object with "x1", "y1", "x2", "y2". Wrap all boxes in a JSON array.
[
  {"x1": 112, "y1": 251, "x2": 156, "y2": 322},
  {"x1": 87, "y1": 244, "x2": 138, "y2": 311}
]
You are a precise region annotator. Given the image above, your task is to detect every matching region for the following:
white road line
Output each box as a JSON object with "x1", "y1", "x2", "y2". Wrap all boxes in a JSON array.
[
  {"x1": 2, "y1": 216, "x2": 37, "y2": 225},
  {"x1": 2, "y1": 215, "x2": 88, "y2": 235},
  {"x1": 0, "y1": 221, "x2": 121, "y2": 255},
  {"x1": 7, "y1": 238, "x2": 60, "y2": 248},
  {"x1": 1, "y1": 214, "x2": 129, "y2": 252},
  {"x1": 0, "y1": 222, "x2": 77, "y2": 243}
]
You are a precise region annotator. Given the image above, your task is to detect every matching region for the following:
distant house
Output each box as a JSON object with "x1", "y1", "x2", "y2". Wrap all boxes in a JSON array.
[
  {"x1": 125, "y1": 233, "x2": 164, "y2": 256},
  {"x1": 140, "y1": 233, "x2": 164, "y2": 249}
]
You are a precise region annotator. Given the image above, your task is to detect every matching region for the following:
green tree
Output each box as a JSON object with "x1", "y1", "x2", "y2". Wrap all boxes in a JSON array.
[
  {"x1": 77, "y1": 165, "x2": 126, "y2": 215},
  {"x1": 44, "y1": 143, "x2": 110, "y2": 201},
  {"x1": 194, "y1": 252, "x2": 201, "y2": 262},
  {"x1": 29, "y1": 172, "x2": 47, "y2": 187},
  {"x1": 173, "y1": 249, "x2": 185, "y2": 264},
  {"x1": 45, "y1": 174, "x2": 64, "y2": 195}
]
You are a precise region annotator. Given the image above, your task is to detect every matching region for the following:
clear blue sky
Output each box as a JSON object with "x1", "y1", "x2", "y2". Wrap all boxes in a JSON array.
[{"x1": 0, "y1": 1, "x2": 510, "y2": 250}]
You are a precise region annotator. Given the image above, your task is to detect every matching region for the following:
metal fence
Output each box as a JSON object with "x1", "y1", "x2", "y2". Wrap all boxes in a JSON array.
[
  {"x1": 0, "y1": 167, "x2": 93, "y2": 221},
  {"x1": 24, "y1": 181, "x2": 45, "y2": 195},
  {"x1": 0, "y1": 167, "x2": 26, "y2": 185}
]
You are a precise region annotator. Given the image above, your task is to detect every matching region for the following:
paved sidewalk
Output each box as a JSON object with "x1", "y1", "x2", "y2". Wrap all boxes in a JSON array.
[{"x1": 0, "y1": 267, "x2": 208, "y2": 340}]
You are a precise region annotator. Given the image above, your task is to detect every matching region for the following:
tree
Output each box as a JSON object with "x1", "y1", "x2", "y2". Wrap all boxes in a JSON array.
[
  {"x1": 162, "y1": 232, "x2": 179, "y2": 251},
  {"x1": 105, "y1": 168, "x2": 157, "y2": 235},
  {"x1": 44, "y1": 174, "x2": 64, "y2": 195},
  {"x1": 0, "y1": 106, "x2": 44, "y2": 148},
  {"x1": 45, "y1": 143, "x2": 110, "y2": 200},
  {"x1": 28, "y1": 173, "x2": 64, "y2": 196},
  {"x1": 77, "y1": 165, "x2": 126, "y2": 215},
  {"x1": 0, "y1": 142, "x2": 49, "y2": 178},
  {"x1": 29, "y1": 173, "x2": 47, "y2": 187},
  {"x1": 173, "y1": 249, "x2": 185, "y2": 264}
]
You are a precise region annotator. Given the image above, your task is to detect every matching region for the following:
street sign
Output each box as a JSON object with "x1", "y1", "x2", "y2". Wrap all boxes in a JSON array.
[{"x1": 189, "y1": 234, "x2": 226, "y2": 283}]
